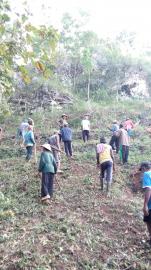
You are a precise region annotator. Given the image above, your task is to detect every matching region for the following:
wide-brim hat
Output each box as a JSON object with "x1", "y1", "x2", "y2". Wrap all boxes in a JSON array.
[
  {"x1": 139, "y1": 161, "x2": 151, "y2": 171},
  {"x1": 42, "y1": 143, "x2": 52, "y2": 151}
]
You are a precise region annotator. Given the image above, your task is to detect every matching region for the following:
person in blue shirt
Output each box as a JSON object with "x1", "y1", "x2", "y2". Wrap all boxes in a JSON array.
[
  {"x1": 109, "y1": 120, "x2": 119, "y2": 153},
  {"x1": 140, "y1": 161, "x2": 151, "y2": 244},
  {"x1": 24, "y1": 125, "x2": 35, "y2": 161},
  {"x1": 60, "y1": 124, "x2": 72, "y2": 157}
]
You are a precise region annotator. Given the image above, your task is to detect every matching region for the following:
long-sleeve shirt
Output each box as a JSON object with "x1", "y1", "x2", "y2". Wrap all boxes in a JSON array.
[
  {"x1": 116, "y1": 128, "x2": 129, "y2": 146},
  {"x1": 24, "y1": 130, "x2": 35, "y2": 146},
  {"x1": 38, "y1": 151, "x2": 57, "y2": 173},
  {"x1": 61, "y1": 127, "x2": 72, "y2": 141}
]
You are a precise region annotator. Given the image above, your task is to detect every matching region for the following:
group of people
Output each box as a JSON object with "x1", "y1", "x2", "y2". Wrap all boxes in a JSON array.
[{"x1": 15, "y1": 113, "x2": 151, "y2": 244}]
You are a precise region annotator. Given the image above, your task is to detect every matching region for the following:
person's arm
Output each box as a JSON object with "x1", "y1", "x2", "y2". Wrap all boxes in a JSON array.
[
  {"x1": 110, "y1": 148, "x2": 115, "y2": 171},
  {"x1": 96, "y1": 145, "x2": 100, "y2": 166},
  {"x1": 52, "y1": 157, "x2": 57, "y2": 174},
  {"x1": 38, "y1": 153, "x2": 44, "y2": 172},
  {"x1": 115, "y1": 129, "x2": 121, "y2": 137},
  {"x1": 131, "y1": 121, "x2": 135, "y2": 129},
  {"x1": 56, "y1": 134, "x2": 61, "y2": 150},
  {"x1": 31, "y1": 132, "x2": 35, "y2": 144},
  {"x1": 143, "y1": 188, "x2": 151, "y2": 216}
]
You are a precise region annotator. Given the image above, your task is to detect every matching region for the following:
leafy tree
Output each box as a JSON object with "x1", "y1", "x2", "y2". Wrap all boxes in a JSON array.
[{"x1": 0, "y1": 0, "x2": 59, "y2": 118}]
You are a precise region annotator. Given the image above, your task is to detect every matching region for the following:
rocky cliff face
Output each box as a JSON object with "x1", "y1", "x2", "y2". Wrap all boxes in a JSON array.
[
  {"x1": 9, "y1": 85, "x2": 73, "y2": 114},
  {"x1": 119, "y1": 72, "x2": 149, "y2": 98}
]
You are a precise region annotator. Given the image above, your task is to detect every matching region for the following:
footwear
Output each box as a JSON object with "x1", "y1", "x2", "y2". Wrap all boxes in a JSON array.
[
  {"x1": 41, "y1": 195, "x2": 50, "y2": 201},
  {"x1": 57, "y1": 169, "x2": 63, "y2": 173},
  {"x1": 42, "y1": 199, "x2": 51, "y2": 205}
]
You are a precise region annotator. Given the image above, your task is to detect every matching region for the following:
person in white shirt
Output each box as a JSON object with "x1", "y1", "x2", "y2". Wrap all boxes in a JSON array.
[{"x1": 81, "y1": 115, "x2": 90, "y2": 142}]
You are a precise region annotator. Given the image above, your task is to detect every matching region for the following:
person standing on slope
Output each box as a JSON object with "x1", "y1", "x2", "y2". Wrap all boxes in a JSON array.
[
  {"x1": 48, "y1": 131, "x2": 62, "y2": 172},
  {"x1": 24, "y1": 125, "x2": 35, "y2": 161},
  {"x1": 96, "y1": 137, "x2": 115, "y2": 193},
  {"x1": 109, "y1": 120, "x2": 119, "y2": 153},
  {"x1": 139, "y1": 162, "x2": 151, "y2": 245},
  {"x1": 38, "y1": 143, "x2": 57, "y2": 204},
  {"x1": 115, "y1": 124, "x2": 130, "y2": 164},
  {"x1": 81, "y1": 114, "x2": 90, "y2": 142},
  {"x1": 61, "y1": 124, "x2": 73, "y2": 157}
]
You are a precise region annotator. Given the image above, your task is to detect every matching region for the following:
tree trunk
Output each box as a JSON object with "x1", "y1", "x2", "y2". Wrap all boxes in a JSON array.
[
  {"x1": 73, "y1": 63, "x2": 76, "y2": 91},
  {"x1": 87, "y1": 71, "x2": 90, "y2": 101}
]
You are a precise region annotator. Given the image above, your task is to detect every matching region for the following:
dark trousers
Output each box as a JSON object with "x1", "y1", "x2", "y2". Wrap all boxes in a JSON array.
[
  {"x1": 26, "y1": 146, "x2": 33, "y2": 160},
  {"x1": 64, "y1": 141, "x2": 72, "y2": 156},
  {"x1": 122, "y1": 145, "x2": 129, "y2": 164},
  {"x1": 41, "y1": 172, "x2": 54, "y2": 197},
  {"x1": 100, "y1": 161, "x2": 113, "y2": 182},
  {"x1": 82, "y1": 130, "x2": 89, "y2": 142},
  {"x1": 110, "y1": 135, "x2": 119, "y2": 153}
]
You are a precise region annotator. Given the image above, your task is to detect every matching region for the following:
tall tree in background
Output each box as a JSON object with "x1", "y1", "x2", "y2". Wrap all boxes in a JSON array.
[{"x1": 0, "y1": 0, "x2": 59, "y2": 118}]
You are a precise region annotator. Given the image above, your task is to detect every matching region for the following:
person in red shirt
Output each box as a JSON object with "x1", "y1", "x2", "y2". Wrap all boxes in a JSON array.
[{"x1": 123, "y1": 118, "x2": 135, "y2": 137}]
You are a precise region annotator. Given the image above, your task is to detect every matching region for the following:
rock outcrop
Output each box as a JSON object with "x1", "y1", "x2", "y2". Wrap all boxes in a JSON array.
[{"x1": 9, "y1": 85, "x2": 73, "y2": 113}]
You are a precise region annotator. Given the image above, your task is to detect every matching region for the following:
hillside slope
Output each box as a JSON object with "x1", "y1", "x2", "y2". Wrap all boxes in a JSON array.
[{"x1": 1, "y1": 100, "x2": 151, "y2": 270}]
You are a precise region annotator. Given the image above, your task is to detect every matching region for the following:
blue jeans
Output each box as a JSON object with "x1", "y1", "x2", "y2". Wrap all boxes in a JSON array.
[
  {"x1": 63, "y1": 141, "x2": 72, "y2": 156},
  {"x1": 41, "y1": 172, "x2": 54, "y2": 197},
  {"x1": 26, "y1": 146, "x2": 33, "y2": 160}
]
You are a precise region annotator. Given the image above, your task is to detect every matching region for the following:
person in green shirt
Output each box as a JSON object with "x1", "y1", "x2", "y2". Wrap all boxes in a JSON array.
[{"x1": 38, "y1": 143, "x2": 57, "y2": 203}]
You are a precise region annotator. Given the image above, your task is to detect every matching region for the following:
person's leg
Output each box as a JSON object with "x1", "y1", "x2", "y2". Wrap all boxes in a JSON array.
[
  {"x1": 86, "y1": 130, "x2": 89, "y2": 141},
  {"x1": 26, "y1": 146, "x2": 32, "y2": 160},
  {"x1": 100, "y1": 163, "x2": 105, "y2": 190},
  {"x1": 68, "y1": 141, "x2": 72, "y2": 156},
  {"x1": 41, "y1": 172, "x2": 50, "y2": 200},
  {"x1": 82, "y1": 130, "x2": 86, "y2": 142},
  {"x1": 146, "y1": 222, "x2": 151, "y2": 242},
  {"x1": 125, "y1": 146, "x2": 129, "y2": 163},
  {"x1": 105, "y1": 161, "x2": 113, "y2": 193},
  {"x1": 64, "y1": 141, "x2": 69, "y2": 156},
  {"x1": 122, "y1": 145, "x2": 126, "y2": 164},
  {"x1": 115, "y1": 137, "x2": 120, "y2": 153},
  {"x1": 47, "y1": 172, "x2": 54, "y2": 197}
]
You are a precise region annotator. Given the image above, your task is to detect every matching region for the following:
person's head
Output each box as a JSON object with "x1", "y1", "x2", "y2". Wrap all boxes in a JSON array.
[
  {"x1": 28, "y1": 118, "x2": 33, "y2": 125},
  {"x1": 139, "y1": 162, "x2": 151, "y2": 172},
  {"x1": 62, "y1": 114, "x2": 68, "y2": 119},
  {"x1": 126, "y1": 117, "x2": 130, "y2": 121},
  {"x1": 84, "y1": 114, "x2": 89, "y2": 120},
  {"x1": 42, "y1": 143, "x2": 52, "y2": 152},
  {"x1": 54, "y1": 130, "x2": 60, "y2": 135},
  {"x1": 100, "y1": 137, "x2": 106, "y2": 144},
  {"x1": 119, "y1": 124, "x2": 123, "y2": 129},
  {"x1": 113, "y1": 120, "x2": 117, "y2": 124},
  {"x1": 28, "y1": 125, "x2": 33, "y2": 131}
]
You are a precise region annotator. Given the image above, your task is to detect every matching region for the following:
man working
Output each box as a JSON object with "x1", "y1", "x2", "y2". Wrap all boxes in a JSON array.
[
  {"x1": 96, "y1": 137, "x2": 114, "y2": 193},
  {"x1": 109, "y1": 120, "x2": 119, "y2": 153},
  {"x1": 58, "y1": 114, "x2": 68, "y2": 142},
  {"x1": 48, "y1": 131, "x2": 61, "y2": 172},
  {"x1": 61, "y1": 124, "x2": 72, "y2": 157},
  {"x1": 116, "y1": 124, "x2": 129, "y2": 164},
  {"x1": 123, "y1": 117, "x2": 135, "y2": 137},
  {"x1": 81, "y1": 115, "x2": 90, "y2": 142},
  {"x1": 139, "y1": 162, "x2": 151, "y2": 244}
]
